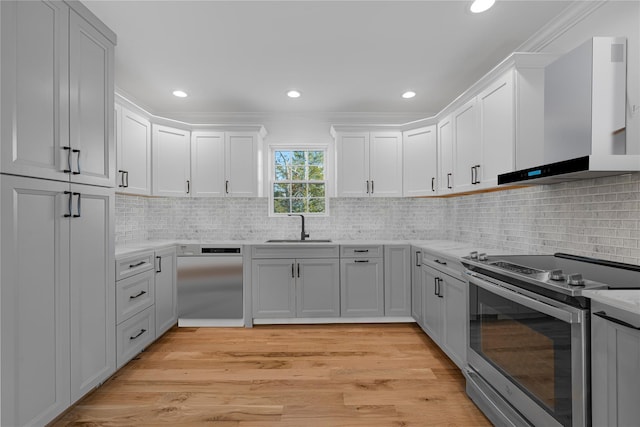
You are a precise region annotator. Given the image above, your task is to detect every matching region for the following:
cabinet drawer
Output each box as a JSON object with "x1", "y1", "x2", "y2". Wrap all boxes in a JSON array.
[
  {"x1": 341, "y1": 245, "x2": 383, "y2": 258},
  {"x1": 116, "y1": 306, "x2": 155, "y2": 369},
  {"x1": 116, "y1": 269, "x2": 155, "y2": 323},
  {"x1": 421, "y1": 251, "x2": 465, "y2": 280},
  {"x1": 116, "y1": 251, "x2": 154, "y2": 281},
  {"x1": 252, "y1": 245, "x2": 339, "y2": 259}
]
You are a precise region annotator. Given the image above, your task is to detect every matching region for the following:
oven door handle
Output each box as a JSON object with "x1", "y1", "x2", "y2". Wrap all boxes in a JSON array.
[{"x1": 468, "y1": 274, "x2": 580, "y2": 324}]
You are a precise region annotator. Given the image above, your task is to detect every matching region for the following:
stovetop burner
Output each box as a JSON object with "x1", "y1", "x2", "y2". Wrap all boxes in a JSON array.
[{"x1": 489, "y1": 261, "x2": 545, "y2": 276}]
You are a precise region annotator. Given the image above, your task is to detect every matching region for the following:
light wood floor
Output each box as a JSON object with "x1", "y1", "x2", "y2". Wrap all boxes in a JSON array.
[{"x1": 53, "y1": 323, "x2": 491, "y2": 426}]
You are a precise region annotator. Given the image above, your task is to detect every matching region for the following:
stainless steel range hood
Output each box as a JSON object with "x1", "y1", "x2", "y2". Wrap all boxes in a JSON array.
[{"x1": 499, "y1": 37, "x2": 640, "y2": 185}]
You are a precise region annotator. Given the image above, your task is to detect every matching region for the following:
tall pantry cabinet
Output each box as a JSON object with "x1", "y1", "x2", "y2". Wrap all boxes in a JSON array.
[{"x1": 0, "y1": 1, "x2": 117, "y2": 426}]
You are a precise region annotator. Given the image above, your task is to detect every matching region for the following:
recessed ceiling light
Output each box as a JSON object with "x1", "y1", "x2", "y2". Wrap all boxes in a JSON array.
[
  {"x1": 287, "y1": 90, "x2": 301, "y2": 98},
  {"x1": 172, "y1": 90, "x2": 188, "y2": 98},
  {"x1": 470, "y1": 0, "x2": 495, "y2": 13},
  {"x1": 402, "y1": 91, "x2": 416, "y2": 99}
]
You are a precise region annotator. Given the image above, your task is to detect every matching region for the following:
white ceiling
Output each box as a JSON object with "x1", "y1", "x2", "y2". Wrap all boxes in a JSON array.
[{"x1": 85, "y1": 0, "x2": 573, "y2": 118}]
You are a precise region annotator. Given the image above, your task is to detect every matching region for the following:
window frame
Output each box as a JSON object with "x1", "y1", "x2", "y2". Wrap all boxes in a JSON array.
[{"x1": 268, "y1": 144, "x2": 330, "y2": 217}]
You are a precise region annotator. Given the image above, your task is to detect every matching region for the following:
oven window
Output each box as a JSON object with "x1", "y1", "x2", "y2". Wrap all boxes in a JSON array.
[{"x1": 470, "y1": 285, "x2": 572, "y2": 426}]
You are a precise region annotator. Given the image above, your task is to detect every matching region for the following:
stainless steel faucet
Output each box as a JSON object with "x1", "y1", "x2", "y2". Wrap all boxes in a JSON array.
[{"x1": 288, "y1": 214, "x2": 309, "y2": 241}]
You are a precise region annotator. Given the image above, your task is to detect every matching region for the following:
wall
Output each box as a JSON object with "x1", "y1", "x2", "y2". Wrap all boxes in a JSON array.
[{"x1": 116, "y1": 171, "x2": 640, "y2": 265}]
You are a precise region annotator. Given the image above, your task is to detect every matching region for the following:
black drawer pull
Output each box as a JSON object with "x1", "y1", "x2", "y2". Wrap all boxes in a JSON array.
[
  {"x1": 434, "y1": 259, "x2": 447, "y2": 266},
  {"x1": 354, "y1": 249, "x2": 369, "y2": 253},
  {"x1": 129, "y1": 261, "x2": 146, "y2": 269},
  {"x1": 130, "y1": 329, "x2": 146, "y2": 340},
  {"x1": 594, "y1": 311, "x2": 640, "y2": 330},
  {"x1": 354, "y1": 260, "x2": 369, "y2": 263},
  {"x1": 129, "y1": 290, "x2": 147, "y2": 300}
]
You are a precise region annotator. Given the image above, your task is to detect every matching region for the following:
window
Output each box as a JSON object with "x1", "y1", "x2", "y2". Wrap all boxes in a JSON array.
[{"x1": 271, "y1": 149, "x2": 327, "y2": 215}]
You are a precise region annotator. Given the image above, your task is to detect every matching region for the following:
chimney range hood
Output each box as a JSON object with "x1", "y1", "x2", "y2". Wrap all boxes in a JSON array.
[{"x1": 499, "y1": 37, "x2": 640, "y2": 185}]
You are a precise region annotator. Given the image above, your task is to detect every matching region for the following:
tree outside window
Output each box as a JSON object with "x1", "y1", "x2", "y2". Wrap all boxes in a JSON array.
[{"x1": 272, "y1": 150, "x2": 326, "y2": 215}]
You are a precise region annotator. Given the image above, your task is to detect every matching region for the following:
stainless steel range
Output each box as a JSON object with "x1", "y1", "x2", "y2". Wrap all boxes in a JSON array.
[{"x1": 461, "y1": 252, "x2": 640, "y2": 427}]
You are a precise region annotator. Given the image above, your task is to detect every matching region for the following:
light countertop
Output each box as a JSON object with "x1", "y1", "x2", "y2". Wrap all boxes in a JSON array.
[{"x1": 583, "y1": 289, "x2": 640, "y2": 316}]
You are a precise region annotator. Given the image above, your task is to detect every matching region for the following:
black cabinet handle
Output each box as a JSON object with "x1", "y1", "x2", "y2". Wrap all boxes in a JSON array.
[
  {"x1": 186, "y1": 180, "x2": 190, "y2": 194},
  {"x1": 434, "y1": 277, "x2": 439, "y2": 295},
  {"x1": 297, "y1": 263, "x2": 300, "y2": 278},
  {"x1": 63, "y1": 146, "x2": 72, "y2": 173},
  {"x1": 434, "y1": 259, "x2": 447, "y2": 266},
  {"x1": 129, "y1": 261, "x2": 146, "y2": 269},
  {"x1": 366, "y1": 180, "x2": 370, "y2": 194},
  {"x1": 118, "y1": 170, "x2": 125, "y2": 187},
  {"x1": 72, "y1": 192, "x2": 81, "y2": 218},
  {"x1": 594, "y1": 311, "x2": 640, "y2": 330},
  {"x1": 64, "y1": 191, "x2": 73, "y2": 217},
  {"x1": 431, "y1": 177, "x2": 435, "y2": 192},
  {"x1": 415, "y1": 251, "x2": 421, "y2": 267},
  {"x1": 437, "y1": 278, "x2": 444, "y2": 298},
  {"x1": 291, "y1": 263, "x2": 295, "y2": 278},
  {"x1": 470, "y1": 166, "x2": 475, "y2": 185},
  {"x1": 225, "y1": 180, "x2": 229, "y2": 194},
  {"x1": 354, "y1": 249, "x2": 369, "y2": 253},
  {"x1": 72, "y1": 149, "x2": 81, "y2": 174},
  {"x1": 447, "y1": 173, "x2": 452, "y2": 189},
  {"x1": 354, "y1": 260, "x2": 369, "y2": 263},
  {"x1": 371, "y1": 180, "x2": 374, "y2": 194},
  {"x1": 130, "y1": 329, "x2": 146, "y2": 340},
  {"x1": 129, "y1": 290, "x2": 147, "y2": 300},
  {"x1": 156, "y1": 255, "x2": 162, "y2": 273},
  {"x1": 124, "y1": 171, "x2": 129, "y2": 188},
  {"x1": 474, "y1": 165, "x2": 481, "y2": 184}
]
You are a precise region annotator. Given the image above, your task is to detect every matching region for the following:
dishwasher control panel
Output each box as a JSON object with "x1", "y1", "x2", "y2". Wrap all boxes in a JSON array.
[{"x1": 177, "y1": 244, "x2": 243, "y2": 256}]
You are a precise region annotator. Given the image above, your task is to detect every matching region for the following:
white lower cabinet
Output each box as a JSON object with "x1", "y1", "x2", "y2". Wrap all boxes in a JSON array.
[
  {"x1": 421, "y1": 262, "x2": 467, "y2": 369},
  {"x1": 591, "y1": 302, "x2": 640, "y2": 427},
  {"x1": 116, "y1": 306, "x2": 156, "y2": 368},
  {"x1": 252, "y1": 258, "x2": 340, "y2": 318},
  {"x1": 384, "y1": 245, "x2": 411, "y2": 316},
  {"x1": 154, "y1": 247, "x2": 178, "y2": 336},
  {"x1": 0, "y1": 175, "x2": 115, "y2": 426},
  {"x1": 340, "y1": 257, "x2": 384, "y2": 317}
]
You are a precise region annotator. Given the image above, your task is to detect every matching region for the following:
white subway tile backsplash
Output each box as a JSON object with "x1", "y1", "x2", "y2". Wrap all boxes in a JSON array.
[{"x1": 116, "y1": 172, "x2": 640, "y2": 264}]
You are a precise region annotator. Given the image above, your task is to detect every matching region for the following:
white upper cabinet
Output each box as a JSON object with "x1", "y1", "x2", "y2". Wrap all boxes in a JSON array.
[
  {"x1": 152, "y1": 125, "x2": 191, "y2": 197},
  {"x1": 403, "y1": 125, "x2": 437, "y2": 196},
  {"x1": 116, "y1": 105, "x2": 151, "y2": 195},
  {"x1": 1, "y1": 0, "x2": 69, "y2": 182},
  {"x1": 437, "y1": 116, "x2": 454, "y2": 194},
  {"x1": 190, "y1": 131, "x2": 225, "y2": 197},
  {"x1": 226, "y1": 132, "x2": 260, "y2": 197},
  {"x1": 453, "y1": 98, "x2": 480, "y2": 193},
  {"x1": 68, "y1": 11, "x2": 115, "y2": 187},
  {"x1": 0, "y1": 1, "x2": 116, "y2": 187},
  {"x1": 478, "y1": 71, "x2": 515, "y2": 188},
  {"x1": 189, "y1": 130, "x2": 262, "y2": 197},
  {"x1": 335, "y1": 129, "x2": 402, "y2": 197}
]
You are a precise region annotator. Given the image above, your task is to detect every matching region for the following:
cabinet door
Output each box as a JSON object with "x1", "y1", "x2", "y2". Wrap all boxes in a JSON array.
[
  {"x1": 155, "y1": 247, "x2": 178, "y2": 337},
  {"x1": 592, "y1": 312, "x2": 640, "y2": 427},
  {"x1": 152, "y1": 125, "x2": 191, "y2": 197},
  {"x1": 437, "y1": 116, "x2": 454, "y2": 193},
  {"x1": 117, "y1": 106, "x2": 151, "y2": 195},
  {"x1": 252, "y1": 259, "x2": 296, "y2": 318},
  {"x1": 340, "y1": 258, "x2": 384, "y2": 317},
  {"x1": 191, "y1": 131, "x2": 226, "y2": 197},
  {"x1": 384, "y1": 245, "x2": 411, "y2": 316},
  {"x1": 411, "y1": 248, "x2": 423, "y2": 325},
  {"x1": 69, "y1": 11, "x2": 115, "y2": 187},
  {"x1": 479, "y1": 71, "x2": 515, "y2": 188},
  {"x1": 421, "y1": 264, "x2": 442, "y2": 341},
  {"x1": 442, "y1": 276, "x2": 467, "y2": 369},
  {"x1": 0, "y1": 176, "x2": 71, "y2": 427},
  {"x1": 403, "y1": 126, "x2": 437, "y2": 196},
  {"x1": 454, "y1": 98, "x2": 480, "y2": 193},
  {"x1": 369, "y1": 131, "x2": 402, "y2": 197},
  {"x1": 69, "y1": 184, "x2": 115, "y2": 403},
  {"x1": 336, "y1": 132, "x2": 369, "y2": 197},
  {"x1": 0, "y1": 0, "x2": 70, "y2": 182},
  {"x1": 297, "y1": 259, "x2": 340, "y2": 317},
  {"x1": 226, "y1": 132, "x2": 258, "y2": 197}
]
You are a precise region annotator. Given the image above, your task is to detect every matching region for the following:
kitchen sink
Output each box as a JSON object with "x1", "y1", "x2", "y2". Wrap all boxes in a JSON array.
[{"x1": 265, "y1": 239, "x2": 332, "y2": 243}]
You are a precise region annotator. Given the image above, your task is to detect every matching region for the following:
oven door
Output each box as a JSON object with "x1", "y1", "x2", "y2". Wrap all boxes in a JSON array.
[{"x1": 467, "y1": 272, "x2": 588, "y2": 427}]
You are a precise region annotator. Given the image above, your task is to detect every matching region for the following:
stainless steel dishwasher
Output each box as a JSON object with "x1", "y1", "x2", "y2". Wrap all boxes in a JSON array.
[{"x1": 177, "y1": 244, "x2": 243, "y2": 327}]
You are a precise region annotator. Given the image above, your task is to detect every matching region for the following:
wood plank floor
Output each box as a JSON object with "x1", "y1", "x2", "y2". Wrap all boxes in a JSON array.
[{"x1": 53, "y1": 323, "x2": 491, "y2": 426}]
